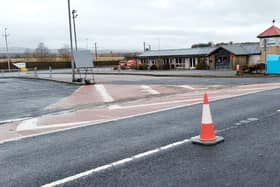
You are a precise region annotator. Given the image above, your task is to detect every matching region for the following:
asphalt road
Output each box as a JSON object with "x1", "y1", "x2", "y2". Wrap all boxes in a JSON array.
[
  {"x1": 0, "y1": 79, "x2": 77, "y2": 122},
  {"x1": 0, "y1": 88, "x2": 279, "y2": 186}
]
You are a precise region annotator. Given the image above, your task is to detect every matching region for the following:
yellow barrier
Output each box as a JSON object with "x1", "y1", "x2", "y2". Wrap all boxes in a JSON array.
[{"x1": 20, "y1": 68, "x2": 28, "y2": 72}]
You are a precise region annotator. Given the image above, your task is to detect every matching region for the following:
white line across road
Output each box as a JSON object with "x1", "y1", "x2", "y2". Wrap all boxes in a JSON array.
[
  {"x1": 41, "y1": 139, "x2": 191, "y2": 187},
  {"x1": 95, "y1": 84, "x2": 115, "y2": 102},
  {"x1": 141, "y1": 85, "x2": 160, "y2": 95}
]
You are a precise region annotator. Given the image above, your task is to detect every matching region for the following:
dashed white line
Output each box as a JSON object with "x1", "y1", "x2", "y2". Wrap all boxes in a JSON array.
[
  {"x1": 141, "y1": 85, "x2": 160, "y2": 95},
  {"x1": 41, "y1": 138, "x2": 190, "y2": 187},
  {"x1": 247, "y1": 118, "x2": 259, "y2": 121},
  {"x1": 133, "y1": 149, "x2": 160, "y2": 159},
  {"x1": 239, "y1": 120, "x2": 251, "y2": 124}
]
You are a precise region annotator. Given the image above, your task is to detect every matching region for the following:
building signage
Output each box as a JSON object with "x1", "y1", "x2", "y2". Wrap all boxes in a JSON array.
[{"x1": 266, "y1": 54, "x2": 280, "y2": 74}]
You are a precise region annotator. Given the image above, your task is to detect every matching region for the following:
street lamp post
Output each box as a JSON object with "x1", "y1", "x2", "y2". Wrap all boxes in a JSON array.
[
  {"x1": 4, "y1": 28, "x2": 10, "y2": 72},
  {"x1": 67, "y1": 0, "x2": 75, "y2": 82},
  {"x1": 72, "y1": 9, "x2": 78, "y2": 52}
]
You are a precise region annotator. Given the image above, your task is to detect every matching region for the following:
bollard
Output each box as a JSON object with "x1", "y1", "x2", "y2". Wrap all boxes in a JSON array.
[
  {"x1": 34, "y1": 67, "x2": 38, "y2": 77},
  {"x1": 49, "y1": 66, "x2": 52, "y2": 78}
]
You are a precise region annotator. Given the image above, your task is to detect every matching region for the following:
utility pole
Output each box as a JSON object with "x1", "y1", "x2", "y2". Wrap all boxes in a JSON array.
[
  {"x1": 94, "y1": 42, "x2": 98, "y2": 60},
  {"x1": 3, "y1": 28, "x2": 10, "y2": 72},
  {"x1": 72, "y1": 9, "x2": 78, "y2": 52},
  {"x1": 86, "y1": 38, "x2": 89, "y2": 49},
  {"x1": 67, "y1": 0, "x2": 75, "y2": 82},
  {"x1": 144, "y1": 42, "x2": 146, "y2": 52}
]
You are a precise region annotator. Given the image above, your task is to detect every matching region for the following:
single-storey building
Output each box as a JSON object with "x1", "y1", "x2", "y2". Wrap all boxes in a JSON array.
[{"x1": 137, "y1": 23, "x2": 280, "y2": 71}]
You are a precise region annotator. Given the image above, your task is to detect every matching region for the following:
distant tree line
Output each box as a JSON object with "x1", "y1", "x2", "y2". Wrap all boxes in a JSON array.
[{"x1": 23, "y1": 42, "x2": 71, "y2": 62}]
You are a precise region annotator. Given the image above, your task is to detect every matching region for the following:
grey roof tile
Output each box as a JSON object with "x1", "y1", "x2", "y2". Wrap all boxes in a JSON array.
[{"x1": 138, "y1": 47, "x2": 218, "y2": 57}]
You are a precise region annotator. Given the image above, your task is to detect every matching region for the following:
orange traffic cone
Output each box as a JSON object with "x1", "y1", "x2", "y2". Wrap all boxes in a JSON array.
[{"x1": 191, "y1": 93, "x2": 224, "y2": 145}]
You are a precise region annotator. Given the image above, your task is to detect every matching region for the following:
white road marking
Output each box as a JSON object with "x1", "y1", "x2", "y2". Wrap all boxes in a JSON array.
[
  {"x1": 0, "y1": 117, "x2": 31, "y2": 124},
  {"x1": 108, "y1": 104, "x2": 122, "y2": 110},
  {"x1": 179, "y1": 85, "x2": 195, "y2": 90},
  {"x1": 41, "y1": 138, "x2": 190, "y2": 187},
  {"x1": 247, "y1": 118, "x2": 259, "y2": 121},
  {"x1": 1, "y1": 86, "x2": 276, "y2": 145},
  {"x1": 114, "y1": 98, "x2": 204, "y2": 109},
  {"x1": 277, "y1": 109, "x2": 280, "y2": 112},
  {"x1": 16, "y1": 118, "x2": 38, "y2": 131},
  {"x1": 16, "y1": 119, "x2": 105, "y2": 132},
  {"x1": 235, "y1": 123, "x2": 242, "y2": 126},
  {"x1": 95, "y1": 84, "x2": 115, "y2": 102},
  {"x1": 240, "y1": 120, "x2": 251, "y2": 124},
  {"x1": 2, "y1": 101, "x2": 201, "y2": 145},
  {"x1": 141, "y1": 85, "x2": 160, "y2": 95}
]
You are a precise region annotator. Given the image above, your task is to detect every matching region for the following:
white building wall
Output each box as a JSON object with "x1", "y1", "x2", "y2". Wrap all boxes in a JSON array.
[
  {"x1": 249, "y1": 55, "x2": 261, "y2": 66},
  {"x1": 185, "y1": 58, "x2": 190, "y2": 69}
]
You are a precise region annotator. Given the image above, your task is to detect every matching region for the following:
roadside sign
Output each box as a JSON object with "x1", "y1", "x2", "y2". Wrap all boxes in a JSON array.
[{"x1": 73, "y1": 50, "x2": 94, "y2": 68}]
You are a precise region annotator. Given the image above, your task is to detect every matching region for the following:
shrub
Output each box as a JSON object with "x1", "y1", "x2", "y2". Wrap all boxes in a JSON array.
[{"x1": 150, "y1": 65, "x2": 158, "y2": 70}]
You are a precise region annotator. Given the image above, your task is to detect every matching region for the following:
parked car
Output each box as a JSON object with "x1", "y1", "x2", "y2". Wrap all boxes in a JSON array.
[
  {"x1": 126, "y1": 60, "x2": 137, "y2": 69},
  {"x1": 119, "y1": 61, "x2": 127, "y2": 70}
]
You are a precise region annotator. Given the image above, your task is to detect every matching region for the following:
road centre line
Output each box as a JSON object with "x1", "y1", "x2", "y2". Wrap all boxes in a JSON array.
[
  {"x1": 41, "y1": 139, "x2": 191, "y2": 187},
  {"x1": 44, "y1": 111, "x2": 265, "y2": 186},
  {"x1": 141, "y1": 85, "x2": 160, "y2": 95}
]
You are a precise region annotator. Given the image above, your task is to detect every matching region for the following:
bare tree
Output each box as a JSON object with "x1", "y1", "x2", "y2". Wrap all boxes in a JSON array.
[
  {"x1": 33, "y1": 42, "x2": 49, "y2": 62},
  {"x1": 58, "y1": 45, "x2": 71, "y2": 61},
  {"x1": 23, "y1": 49, "x2": 33, "y2": 58}
]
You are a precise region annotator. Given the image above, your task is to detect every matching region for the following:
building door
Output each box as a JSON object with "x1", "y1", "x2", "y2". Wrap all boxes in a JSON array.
[{"x1": 215, "y1": 49, "x2": 230, "y2": 69}]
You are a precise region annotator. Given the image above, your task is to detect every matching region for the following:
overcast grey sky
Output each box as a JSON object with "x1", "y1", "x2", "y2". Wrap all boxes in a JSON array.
[{"x1": 0, "y1": 0, "x2": 279, "y2": 51}]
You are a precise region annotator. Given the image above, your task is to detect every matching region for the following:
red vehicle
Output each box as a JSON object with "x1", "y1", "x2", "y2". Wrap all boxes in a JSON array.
[
  {"x1": 119, "y1": 60, "x2": 137, "y2": 70},
  {"x1": 126, "y1": 60, "x2": 137, "y2": 69}
]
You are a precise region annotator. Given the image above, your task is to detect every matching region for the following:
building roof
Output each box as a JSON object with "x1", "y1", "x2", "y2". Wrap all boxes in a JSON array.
[
  {"x1": 218, "y1": 43, "x2": 260, "y2": 55},
  {"x1": 138, "y1": 47, "x2": 217, "y2": 58},
  {"x1": 138, "y1": 43, "x2": 260, "y2": 58},
  {"x1": 257, "y1": 25, "x2": 280, "y2": 38}
]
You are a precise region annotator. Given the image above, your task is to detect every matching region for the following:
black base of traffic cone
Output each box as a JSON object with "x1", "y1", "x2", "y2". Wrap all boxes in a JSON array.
[{"x1": 191, "y1": 136, "x2": 224, "y2": 146}]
